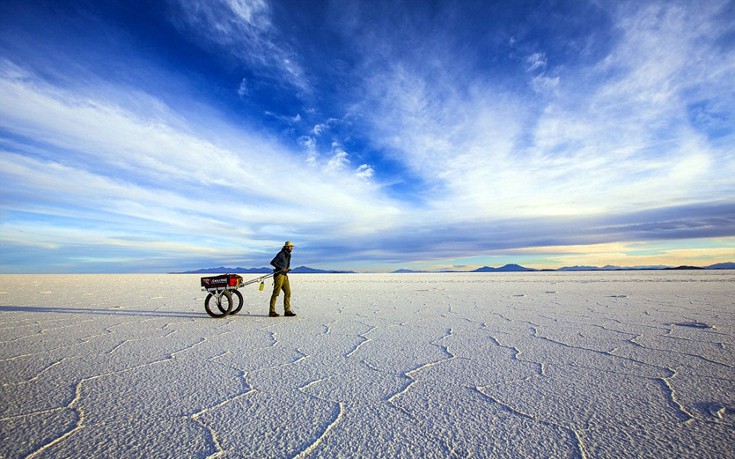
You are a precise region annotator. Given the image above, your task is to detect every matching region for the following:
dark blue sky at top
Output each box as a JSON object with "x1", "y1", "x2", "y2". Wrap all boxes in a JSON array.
[
  {"x1": 1, "y1": 0, "x2": 733, "y2": 272},
  {"x1": 5, "y1": 1, "x2": 613, "y2": 141}
]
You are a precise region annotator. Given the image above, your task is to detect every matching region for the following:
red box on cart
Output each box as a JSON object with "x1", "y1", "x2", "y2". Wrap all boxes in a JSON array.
[{"x1": 200, "y1": 274, "x2": 243, "y2": 289}]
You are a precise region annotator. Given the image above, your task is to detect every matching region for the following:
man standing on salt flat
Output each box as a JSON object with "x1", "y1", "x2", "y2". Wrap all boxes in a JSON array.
[{"x1": 269, "y1": 241, "x2": 296, "y2": 317}]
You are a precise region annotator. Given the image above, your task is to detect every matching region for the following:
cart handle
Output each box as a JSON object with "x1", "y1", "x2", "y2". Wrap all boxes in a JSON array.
[{"x1": 241, "y1": 272, "x2": 275, "y2": 286}]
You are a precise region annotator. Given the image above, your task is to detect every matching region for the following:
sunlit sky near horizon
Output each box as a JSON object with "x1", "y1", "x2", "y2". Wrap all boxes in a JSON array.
[{"x1": 1, "y1": 0, "x2": 734, "y2": 273}]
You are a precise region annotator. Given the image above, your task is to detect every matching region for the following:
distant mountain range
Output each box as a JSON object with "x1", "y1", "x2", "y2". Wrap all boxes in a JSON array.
[
  {"x1": 176, "y1": 262, "x2": 734, "y2": 274},
  {"x1": 392, "y1": 262, "x2": 735, "y2": 273},
  {"x1": 554, "y1": 262, "x2": 735, "y2": 271}
]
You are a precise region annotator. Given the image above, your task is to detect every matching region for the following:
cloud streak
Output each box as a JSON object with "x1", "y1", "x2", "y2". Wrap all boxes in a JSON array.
[
  {"x1": 353, "y1": 1, "x2": 734, "y2": 219},
  {"x1": 171, "y1": 0, "x2": 310, "y2": 93},
  {"x1": 304, "y1": 201, "x2": 735, "y2": 266},
  {"x1": 0, "y1": 59, "x2": 403, "y2": 271}
]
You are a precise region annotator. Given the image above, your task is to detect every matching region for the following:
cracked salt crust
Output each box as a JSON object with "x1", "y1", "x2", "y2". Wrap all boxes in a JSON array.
[{"x1": 0, "y1": 271, "x2": 733, "y2": 458}]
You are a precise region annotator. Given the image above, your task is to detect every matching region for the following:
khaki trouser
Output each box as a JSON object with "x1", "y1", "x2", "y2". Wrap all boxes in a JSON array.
[{"x1": 269, "y1": 274, "x2": 291, "y2": 313}]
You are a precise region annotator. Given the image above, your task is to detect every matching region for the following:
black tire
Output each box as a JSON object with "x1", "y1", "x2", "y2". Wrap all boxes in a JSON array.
[
  {"x1": 205, "y1": 291, "x2": 232, "y2": 318},
  {"x1": 219, "y1": 289, "x2": 243, "y2": 315},
  {"x1": 231, "y1": 290, "x2": 243, "y2": 315}
]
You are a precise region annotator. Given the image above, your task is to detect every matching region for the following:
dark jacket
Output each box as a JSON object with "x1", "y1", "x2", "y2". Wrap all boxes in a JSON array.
[{"x1": 270, "y1": 248, "x2": 291, "y2": 274}]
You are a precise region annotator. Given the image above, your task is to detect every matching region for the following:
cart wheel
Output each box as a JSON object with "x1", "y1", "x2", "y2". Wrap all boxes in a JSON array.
[
  {"x1": 217, "y1": 290, "x2": 243, "y2": 315},
  {"x1": 231, "y1": 290, "x2": 243, "y2": 315},
  {"x1": 205, "y1": 291, "x2": 233, "y2": 318}
]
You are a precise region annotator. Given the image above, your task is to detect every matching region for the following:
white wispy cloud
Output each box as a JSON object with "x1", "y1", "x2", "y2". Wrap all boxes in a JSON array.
[
  {"x1": 526, "y1": 52, "x2": 547, "y2": 72},
  {"x1": 0, "y1": 61, "x2": 403, "y2": 267},
  {"x1": 324, "y1": 143, "x2": 349, "y2": 173},
  {"x1": 529, "y1": 74, "x2": 560, "y2": 94},
  {"x1": 354, "y1": 0, "x2": 734, "y2": 224},
  {"x1": 313, "y1": 118, "x2": 339, "y2": 136},
  {"x1": 172, "y1": 0, "x2": 310, "y2": 92},
  {"x1": 237, "y1": 78, "x2": 249, "y2": 97},
  {"x1": 356, "y1": 164, "x2": 374, "y2": 180}
]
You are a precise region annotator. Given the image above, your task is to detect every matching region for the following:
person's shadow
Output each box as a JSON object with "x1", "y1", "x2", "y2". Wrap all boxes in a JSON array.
[
  {"x1": 0, "y1": 305, "x2": 277, "y2": 319},
  {"x1": 0, "y1": 305, "x2": 203, "y2": 319}
]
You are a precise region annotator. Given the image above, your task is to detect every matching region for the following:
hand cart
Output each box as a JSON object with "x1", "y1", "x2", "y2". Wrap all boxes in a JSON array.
[{"x1": 200, "y1": 272, "x2": 274, "y2": 318}]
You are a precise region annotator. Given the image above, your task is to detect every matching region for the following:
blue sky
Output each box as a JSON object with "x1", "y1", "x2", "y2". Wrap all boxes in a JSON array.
[{"x1": 1, "y1": 0, "x2": 734, "y2": 273}]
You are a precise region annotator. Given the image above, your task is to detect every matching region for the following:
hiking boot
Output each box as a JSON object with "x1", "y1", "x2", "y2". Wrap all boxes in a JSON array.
[
  {"x1": 269, "y1": 311, "x2": 280, "y2": 317},
  {"x1": 285, "y1": 311, "x2": 296, "y2": 317}
]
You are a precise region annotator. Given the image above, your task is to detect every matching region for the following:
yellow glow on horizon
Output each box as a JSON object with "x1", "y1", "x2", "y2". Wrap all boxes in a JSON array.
[{"x1": 503, "y1": 239, "x2": 735, "y2": 268}]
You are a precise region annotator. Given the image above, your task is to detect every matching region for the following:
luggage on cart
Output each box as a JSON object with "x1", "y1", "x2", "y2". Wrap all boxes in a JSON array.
[{"x1": 200, "y1": 273, "x2": 243, "y2": 290}]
